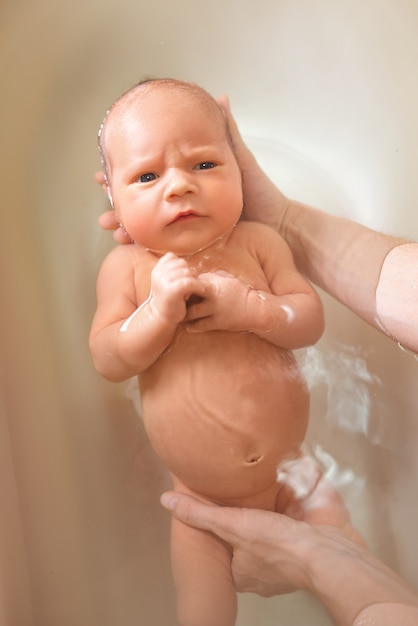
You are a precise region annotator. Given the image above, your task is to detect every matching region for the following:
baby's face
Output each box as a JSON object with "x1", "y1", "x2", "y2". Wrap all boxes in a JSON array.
[{"x1": 105, "y1": 90, "x2": 243, "y2": 255}]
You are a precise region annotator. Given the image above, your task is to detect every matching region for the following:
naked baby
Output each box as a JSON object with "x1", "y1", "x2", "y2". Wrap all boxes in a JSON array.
[{"x1": 90, "y1": 78, "x2": 326, "y2": 626}]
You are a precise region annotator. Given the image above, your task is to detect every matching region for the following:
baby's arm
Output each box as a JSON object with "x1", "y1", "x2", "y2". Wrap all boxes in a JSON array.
[
  {"x1": 89, "y1": 248, "x2": 206, "y2": 381},
  {"x1": 186, "y1": 223, "x2": 324, "y2": 350}
]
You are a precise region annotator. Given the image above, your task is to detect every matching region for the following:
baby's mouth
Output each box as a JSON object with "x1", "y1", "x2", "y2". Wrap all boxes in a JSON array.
[{"x1": 170, "y1": 211, "x2": 199, "y2": 224}]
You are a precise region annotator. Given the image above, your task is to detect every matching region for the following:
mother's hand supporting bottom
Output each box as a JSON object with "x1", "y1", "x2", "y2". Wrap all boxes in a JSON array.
[{"x1": 160, "y1": 492, "x2": 418, "y2": 626}]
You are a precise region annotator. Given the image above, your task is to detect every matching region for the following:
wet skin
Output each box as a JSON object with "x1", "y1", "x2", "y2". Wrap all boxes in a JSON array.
[{"x1": 138, "y1": 225, "x2": 310, "y2": 508}]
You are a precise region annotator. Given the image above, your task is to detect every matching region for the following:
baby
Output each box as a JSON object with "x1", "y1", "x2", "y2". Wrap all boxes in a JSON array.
[{"x1": 90, "y1": 78, "x2": 325, "y2": 626}]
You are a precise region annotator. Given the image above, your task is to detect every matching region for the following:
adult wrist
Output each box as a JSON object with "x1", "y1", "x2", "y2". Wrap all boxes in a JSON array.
[
  {"x1": 306, "y1": 526, "x2": 418, "y2": 626},
  {"x1": 375, "y1": 242, "x2": 418, "y2": 352},
  {"x1": 303, "y1": 527, "x2": 372, "y2": 626}
]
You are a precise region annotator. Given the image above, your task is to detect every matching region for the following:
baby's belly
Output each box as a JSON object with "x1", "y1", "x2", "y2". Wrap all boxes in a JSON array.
[{"x1": 139, "y1": 331, "x2": 309, "y2": 503}]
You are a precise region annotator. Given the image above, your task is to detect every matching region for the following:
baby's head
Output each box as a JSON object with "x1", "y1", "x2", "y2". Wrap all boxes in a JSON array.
[
  {"x1": 98, "y1": 79, "x2": 243, "y2": 255},
  {"x1": 99, "y1": 78, "x2": 236, "y2": 191}
]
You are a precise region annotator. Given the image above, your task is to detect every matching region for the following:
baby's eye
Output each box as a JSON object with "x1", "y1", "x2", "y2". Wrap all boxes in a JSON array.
[
  {"x1": 138, "y1": 172, "x2": 157, "y2": 183},
  {"x1": 195, "y1": 162, "x2": 216, "y2": 170}
]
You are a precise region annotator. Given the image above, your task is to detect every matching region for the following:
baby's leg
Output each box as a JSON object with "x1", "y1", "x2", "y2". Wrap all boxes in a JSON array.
[
  {"x1": 170, "y1": 480, "x2": 237, "y2": 626},
  {"x1": 171, "y1": 517, "x2": 237, "y2": 626}
]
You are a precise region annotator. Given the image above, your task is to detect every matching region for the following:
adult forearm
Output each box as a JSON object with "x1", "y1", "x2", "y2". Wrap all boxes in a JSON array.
[
  {"x1": 353, "y1": 602, "x2": 418, "y2": 625},
  {"x1": 306, "y1": 528, "x2": 418, "y2": 626},
  {"x1": 280, "y1": 200, "x2": 406, "y2": 331},
  {"x1": 375, "y1": 243, "x2": 418, "y2": 352},
  {"x1": 220, "y1": 97, "x2": 417, "y2": 348}
]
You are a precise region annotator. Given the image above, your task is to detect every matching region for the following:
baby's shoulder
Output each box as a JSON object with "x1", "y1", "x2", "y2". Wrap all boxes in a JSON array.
[
  {"x1": 99, "y1": 243, "x2": 148, "y2": 277},
  {"x1": 232, "y1": 221, "x2": 294, "y2": 267},
  {"x1": 104, "y1": 242, "x2": 147, "y2": 263},
  {"x1": 234, "y1": 220, "x2": 285, "y2": 245}
]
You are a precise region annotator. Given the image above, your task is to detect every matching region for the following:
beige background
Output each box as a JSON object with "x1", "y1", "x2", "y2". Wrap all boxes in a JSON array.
[{"x1": 1, "y1": 1, "x2": 418, "y2": 624}]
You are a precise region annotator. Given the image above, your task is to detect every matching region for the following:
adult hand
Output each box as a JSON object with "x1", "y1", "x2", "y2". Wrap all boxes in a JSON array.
[
  {"x1": 161, "y1": 491, "x2": 312, "y2": 597},
  {"x1": 160, "y1": 467, "x2": 362, "y2": 599},
  {"x1": 94, "y1": 171, "x2": 133, "y2": 244},
  {"x1": 216, "y1": 94, "x2": 291, "y2": 233},
  {"x1": 160, "y1": 491, "x2": 418, "y2": 626}
]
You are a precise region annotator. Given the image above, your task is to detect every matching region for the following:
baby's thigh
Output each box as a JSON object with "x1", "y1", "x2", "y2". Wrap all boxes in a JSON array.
[{"x1": 169, "y1": 476, "x2": 237, "y2": 625}]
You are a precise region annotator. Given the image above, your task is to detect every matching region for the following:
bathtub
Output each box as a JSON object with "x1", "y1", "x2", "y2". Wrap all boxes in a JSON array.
[{"x1": 1, "y1": 0, "x2": 418, "y2": 624}]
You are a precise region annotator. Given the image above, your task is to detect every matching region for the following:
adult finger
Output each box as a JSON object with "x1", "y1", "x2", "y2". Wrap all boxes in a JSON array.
[
  {"x1": 98, "y1": 210, "x2": 119, "y2": 231},
  {"x1": 216, "y1": 94, "x2": 246, "y2": 156},
  {"x1": 112, "y1": 227, "x2": 133, "y2": 244},
  {"x1": 95, "y1": 170, "x2": 106, "y2": 185},
  {"x1": 98, "y1": 211, "x2": 133, "y2": 244},
  {"x1": 160, "y1": 491, "x2": 245, "y2": 546},
  {"x1": 160, "y1": 492, "x2": 313, "y2": 596},
  {"x1": 95, "y1": 170, "x2": 109, "y2": 195}
]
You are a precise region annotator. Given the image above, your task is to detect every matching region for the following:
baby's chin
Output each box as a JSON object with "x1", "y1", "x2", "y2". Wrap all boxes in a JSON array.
[{"x1": 140, "y1": 224, "x2": 239, "y2": 258}]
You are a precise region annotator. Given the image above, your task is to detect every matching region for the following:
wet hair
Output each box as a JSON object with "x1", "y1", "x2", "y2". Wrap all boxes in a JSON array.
[{"x1": 98, "y1": 78, "x2": 236, "y2": 190}]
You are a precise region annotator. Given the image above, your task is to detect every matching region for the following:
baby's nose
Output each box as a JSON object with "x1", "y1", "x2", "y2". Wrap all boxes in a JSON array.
[{"x1": 164, "y1": 170, "x2": 198, "y2": 199}]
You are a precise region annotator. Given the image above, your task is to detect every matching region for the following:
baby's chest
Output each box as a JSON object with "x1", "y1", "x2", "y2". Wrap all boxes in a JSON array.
[
  {"x1": 190, "y1": 249, "x2": 268, "y2": 291},
  {"x1": 131, "y1": 244, "x2": 269, "y2": 306}
]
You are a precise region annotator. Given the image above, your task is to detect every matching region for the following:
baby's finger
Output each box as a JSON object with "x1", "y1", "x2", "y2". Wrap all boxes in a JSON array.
[
  {"x1": 186, "y1": 317, "x2": 216, "y2": 333},
  {"x1": 185, "y1": 296, "x2": 210, "y2": 318},
  {"x1": 214, "y1": 269, "x2": 234, "y2": 278}
]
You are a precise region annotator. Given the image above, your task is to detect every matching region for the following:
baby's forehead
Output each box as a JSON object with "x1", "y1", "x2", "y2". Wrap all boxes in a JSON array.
[
  {"x1": 109, "y1": 84, "x2": 222, "y2": 133},
  {"x1": 101, "y1": 82, "x2": 231, "y2": 169}
]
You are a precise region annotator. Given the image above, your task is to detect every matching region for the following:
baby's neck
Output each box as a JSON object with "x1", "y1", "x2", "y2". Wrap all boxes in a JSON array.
[{"x1": 146, "y1": 224, "x2": 237, "y2": 262}]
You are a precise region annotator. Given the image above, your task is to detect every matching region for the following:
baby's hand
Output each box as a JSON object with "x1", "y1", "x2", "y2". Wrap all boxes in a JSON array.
[
  {"x1": 150, "y1": 253, "x2": 206, "y2": 326},
  {"x1": 185, "y1": 271, "x2": 255, "y2": 333}
]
